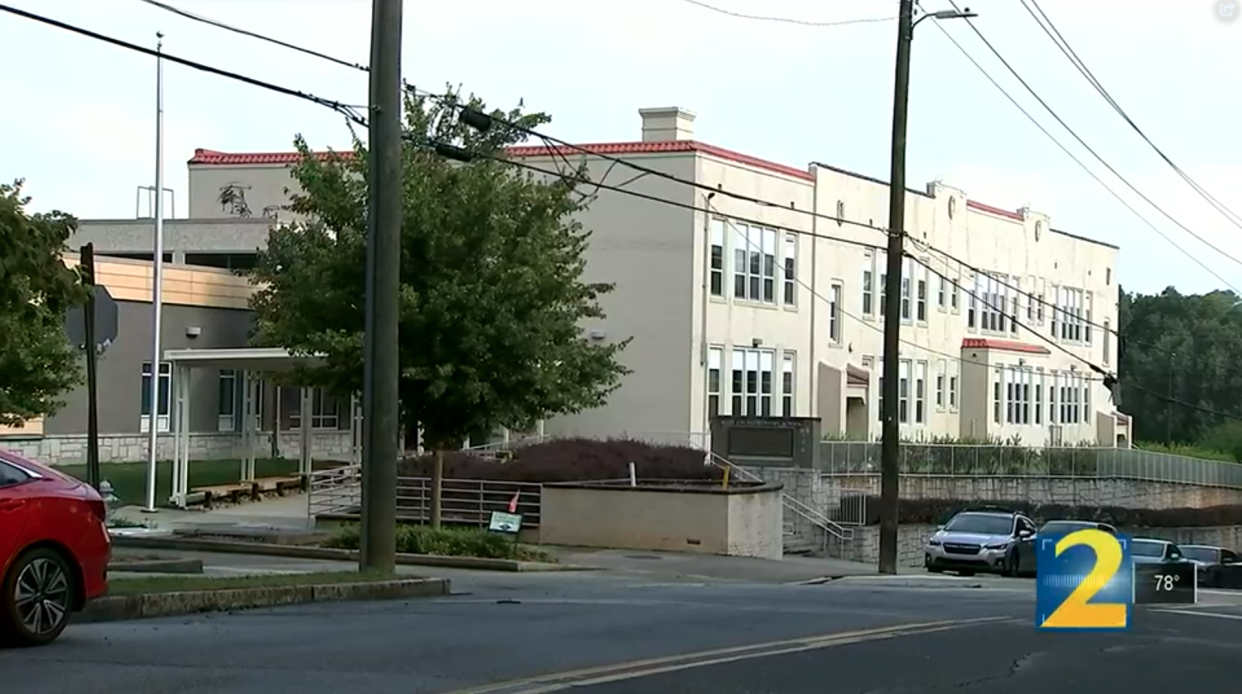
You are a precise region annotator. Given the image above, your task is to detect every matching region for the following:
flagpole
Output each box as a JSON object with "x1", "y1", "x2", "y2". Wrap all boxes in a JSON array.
[{"x1": 143, "y1": 30, "x2": 166, "y2": 512}]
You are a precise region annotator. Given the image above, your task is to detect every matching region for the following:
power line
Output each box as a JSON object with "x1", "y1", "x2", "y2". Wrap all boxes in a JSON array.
[
  {"x1": 1020, "y1": 0, "x2": 1242, "y2": 230},
  {"x1": 0, "y1": 4, "x2": 366, "y2": 126},
  {"x1": 937, "y1": 0, "x2": 1242, "y2": 281},
  {"x1": 17, "y1": 1, "x2": 1203, "y2": 407},
  {"x1": 137, "y1": 0, "x2": 897, "y2": 240},
  {"x1": 673, "y1": 0, "x2": 896, "y2": 28}
]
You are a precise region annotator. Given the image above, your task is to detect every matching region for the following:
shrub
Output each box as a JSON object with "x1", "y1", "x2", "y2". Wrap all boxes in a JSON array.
[
  {"x1": 324, "y1": 523, "x2": 551, "y2": 561},
  {"x1": 844, "y1": 494, "x2": 1242, "y2": 528},
  {"x1": 394, "y1": 437, "x2": 718, "y2": 483}
]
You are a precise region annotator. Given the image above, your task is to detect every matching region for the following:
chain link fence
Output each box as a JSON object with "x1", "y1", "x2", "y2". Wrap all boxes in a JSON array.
[{"x1": 818, "y1": 442, "x2": 1242, "y2": 489}]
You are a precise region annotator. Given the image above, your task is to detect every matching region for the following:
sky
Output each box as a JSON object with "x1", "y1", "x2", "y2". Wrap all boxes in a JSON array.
[{"x1": 1, "y1": 0, "x2": 1239, "y2": 295}]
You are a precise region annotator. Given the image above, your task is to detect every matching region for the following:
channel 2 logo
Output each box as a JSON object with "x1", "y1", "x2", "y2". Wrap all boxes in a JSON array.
[{"x1": 1036, "y1": 529, "x2": 1133, "y2": 630}]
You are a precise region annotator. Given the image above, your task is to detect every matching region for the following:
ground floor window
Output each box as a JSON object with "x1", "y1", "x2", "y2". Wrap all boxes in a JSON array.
[{"x1": 140, "y1": 361, "x2": 172, "y2": 433}]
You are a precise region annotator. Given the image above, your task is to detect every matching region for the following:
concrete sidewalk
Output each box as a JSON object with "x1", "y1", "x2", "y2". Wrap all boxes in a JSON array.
[{"x1": 542, "y1": 547, "x2": 885, "y2": 584}]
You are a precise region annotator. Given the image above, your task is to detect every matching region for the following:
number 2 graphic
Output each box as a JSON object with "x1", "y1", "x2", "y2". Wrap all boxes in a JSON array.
[{"x1": 1041, "y1": 528, "x2": 1127, "y2": 629}]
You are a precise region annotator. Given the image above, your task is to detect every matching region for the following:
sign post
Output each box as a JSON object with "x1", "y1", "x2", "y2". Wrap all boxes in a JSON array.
[{"x1": 66, "y1": 244, "x2": 119, "y2": 491}]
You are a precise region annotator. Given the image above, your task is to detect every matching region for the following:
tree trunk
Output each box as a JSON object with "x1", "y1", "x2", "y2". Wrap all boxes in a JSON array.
[{"x1": 431, "y1": 448, "x2": 444, "y2": 528}]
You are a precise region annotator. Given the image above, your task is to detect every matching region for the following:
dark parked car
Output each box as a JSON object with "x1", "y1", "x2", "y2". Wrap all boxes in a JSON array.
[
  {"x1": 1036, "y1": 520, "x2": 1118, "y2": 537},
  {"x1": 1179, "y1": 545, "x2": 1239, "y2": 587}
]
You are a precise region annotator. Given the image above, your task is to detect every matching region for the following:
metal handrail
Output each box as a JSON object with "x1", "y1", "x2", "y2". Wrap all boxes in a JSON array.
[{"x1": 706, "y1": 451, "x2": 852, "y2": 542}]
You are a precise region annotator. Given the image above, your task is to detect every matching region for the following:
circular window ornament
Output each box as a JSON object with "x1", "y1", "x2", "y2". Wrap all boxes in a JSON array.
[
  {"x1": 948, "y1": 197, "x2": 956, "y2": 219},
  {"x1": 1035, "y1": 221, "x2": 1043, "y2": 240}
]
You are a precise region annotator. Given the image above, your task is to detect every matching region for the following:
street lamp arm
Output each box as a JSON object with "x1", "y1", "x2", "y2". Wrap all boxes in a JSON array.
[{"x1": 912, "y1": 7, "x2": 977, "y2": 30}]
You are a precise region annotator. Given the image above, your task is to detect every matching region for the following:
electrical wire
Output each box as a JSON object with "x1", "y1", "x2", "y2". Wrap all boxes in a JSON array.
[
  {"x1": 673, "y1": 0, "x2": 896, "y2": 28},
  {"x1": 135, "y1": 0, "x2": 899, "y2": 240},
  {"x1": 10, "y1": 2, "x2": 1201, "y2": 407},
  {"x1": 1020, "y1": 0, "x2": 1242, "y2": 230},
  {"x1": 936, "y1": 0, "x2": 1242, "y2": 282},
  {"x1": 0, "y1": 4, "x2": 367, "y2": 127}
]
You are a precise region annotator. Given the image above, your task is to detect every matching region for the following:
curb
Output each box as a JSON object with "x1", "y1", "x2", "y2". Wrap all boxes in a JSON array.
[
  {"x1": 80, "y1": 577, "x2": 450, "y2": 623},
  {"x1": 108, "y1": 558, "x2": 205, "y2": 575},
  {"x1": 110, "y1": 535, "x2": 592, "y2": 572}
]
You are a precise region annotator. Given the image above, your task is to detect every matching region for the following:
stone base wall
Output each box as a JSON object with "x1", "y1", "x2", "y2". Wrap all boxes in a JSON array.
[
  {"x1": 819, "y1": 474, "x2": 1242, "y2": 509},
  {"x1": 841, "y1": 523, "x2": 1242, "y2": 568},
  {"x1": 0, "y1": 431, "x2": 354, "y2": 466},
  {"x1": 757, "y1": 467, "x2": 1242, "y2": 555}
]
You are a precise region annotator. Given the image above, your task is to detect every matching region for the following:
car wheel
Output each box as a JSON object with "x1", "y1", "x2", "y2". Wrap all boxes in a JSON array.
[
  {"x1": 1, "y1": 547, "x2": 76, "y2": 647},
  {"x1": 1001, "y1": 550, "x2": 1019, "y2": 577}
]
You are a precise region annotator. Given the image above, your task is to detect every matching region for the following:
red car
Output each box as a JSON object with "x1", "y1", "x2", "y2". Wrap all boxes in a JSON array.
[{"x1": 0, "y1": 450, "x2": 110, "y2": 646}]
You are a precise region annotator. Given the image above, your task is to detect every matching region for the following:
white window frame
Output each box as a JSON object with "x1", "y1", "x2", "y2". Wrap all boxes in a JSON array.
[
  {"x1": 948, "y1": 360, "x2": 959, "y2": 411},
  {"x1": 967, "y1": 272, "x2": 979, "y2": 330},
  {"x1": 993, "y1": 366, "x2": 1003, "y2": 424},
  {"x1": 898, "y1": 359, "x2": 911, "y2": 424},
  {"x1": 1049, "y1": 371, "x2": 1059, "y2": 425},
  {"x1": 878, "y1": 251, "x2": 888, "y2": 320},
  {"x1": 900, "y1": 257, "x2": 914, "y2": 321},
  {"x1": 289, "y1": 387, "x2": 340, "y2": 430},
  {"x1": 709, "y1": 219, "x2": 725, "y2": 298},
  {"x1": 934, "y1": 358, "x2": 946, "y2": 411},
  {"x1": 781, "y1": 351, "x2": 795, "y2": 416},
  {"x1": 914, "y1": 360, "x2": 927, "y2": 424},
  {"x1": 829, "y1": 282, "x2": 843, "y2": 343},
  {"x1": 732, "y1": 223, "x2": 756, "y2": 302},
  {"x1": 936, "y1": 272, "x2": 947, "y2": 310},
  {"x1": 761, "y1": 227, "x2": 778, "y2": 303},
  {"x1": 1035, "y1": 368, "x2": 1045, "y2": 425},
  {"x1": 140, "y1": 361, "x2": 172, "y2": 433},
  {"x1": 1085, "y1": 293, "x2": 1094, "y2": 344},
  {"x1": 862, "y1": 250, "x2": 875, "y2": 317},
  {"x1": 707, "y1": 346, "x2": 723, "y2": 418},
  {"x1": 915, "y1": 260, "x2": 928, "y2": 322},
  {"x1": 731, "y1": 348, "x2": 776, "y2": 416},
  {"x1": 950, "y1": 265, "x2": 960, "y2": 313},
  {"x1": 218, "y1": 368, "x2": 237, "y2": 431},
  {"x1": 782, "y1": 233, "x2": 797, "y2": 306}
]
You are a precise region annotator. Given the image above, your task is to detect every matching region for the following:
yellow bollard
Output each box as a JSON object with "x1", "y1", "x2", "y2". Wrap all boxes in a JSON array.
[{"x1": 721, "y1": 466, "x2": 731, "y2": 489}]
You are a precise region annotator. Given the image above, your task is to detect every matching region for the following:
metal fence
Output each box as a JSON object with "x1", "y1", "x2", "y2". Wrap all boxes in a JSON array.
[
  {"x1": 817, "y1": 442, "x2": 1242, "y2": 489},
  {"x1": 307, "y1": 466, "x2": 543, "y2": 526}
]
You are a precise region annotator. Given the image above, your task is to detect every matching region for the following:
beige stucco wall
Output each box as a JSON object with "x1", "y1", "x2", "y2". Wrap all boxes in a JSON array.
[
  {"x1": 184, "y1": 105, "x2": 1123, "y2": 445},
  {"x1": 540, "y1": 482, "x2": 784, "y2": 559}
]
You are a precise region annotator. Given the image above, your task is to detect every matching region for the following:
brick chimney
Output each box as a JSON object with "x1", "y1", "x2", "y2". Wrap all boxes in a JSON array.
[{"x1": 639, "y1": 107, "x2": 696, "y2": 142}]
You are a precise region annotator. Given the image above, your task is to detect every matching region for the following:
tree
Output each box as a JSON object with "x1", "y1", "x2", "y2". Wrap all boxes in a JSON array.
[
  {"x1": 1118, "y1": 285, "x2": 1242, "y2": 444},
  {"x1": 0, "y1": 181, "x2": 89, "y2": 425},
  {"x1": 247, "y1": 89, "x2": 630, "y2": 525}
]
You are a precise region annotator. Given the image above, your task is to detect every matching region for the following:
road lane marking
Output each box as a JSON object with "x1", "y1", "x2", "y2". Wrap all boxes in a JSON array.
[{"x1": 444, "y1": 616, "x2": 1011, "y2": 694}]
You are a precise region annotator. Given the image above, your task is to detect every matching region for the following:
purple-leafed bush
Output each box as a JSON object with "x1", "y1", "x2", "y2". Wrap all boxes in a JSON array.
[{"x1": 395, "y1": 437, "x2": 721, "y2": 483}]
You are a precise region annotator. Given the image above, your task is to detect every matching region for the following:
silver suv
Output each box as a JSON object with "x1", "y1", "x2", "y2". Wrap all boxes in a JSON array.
[{"x1": 924, "y1": 509, "x2": 1036, "y2": 577}]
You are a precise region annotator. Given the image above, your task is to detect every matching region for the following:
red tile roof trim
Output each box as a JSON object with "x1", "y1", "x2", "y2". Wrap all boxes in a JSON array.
[
  {"x1": 961, "y1": 338, "x2": 1050, "y2": 355},
  {"x1": 189, "y1": 144, "x2": 1030, "y2": 221}
]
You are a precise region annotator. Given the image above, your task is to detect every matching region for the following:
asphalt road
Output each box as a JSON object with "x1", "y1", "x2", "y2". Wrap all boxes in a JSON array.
[{"x1": 2, "y1": 571, "x2": 1238, "y2": 694}]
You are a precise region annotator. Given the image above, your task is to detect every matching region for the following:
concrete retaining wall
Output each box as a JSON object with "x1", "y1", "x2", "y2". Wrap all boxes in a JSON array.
[{"x1": 540, "y1": 481, "x2": 784, "y2": 560}]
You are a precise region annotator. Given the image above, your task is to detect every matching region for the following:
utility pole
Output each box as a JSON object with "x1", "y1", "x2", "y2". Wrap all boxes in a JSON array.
[
  {"x1": 878, "y1": 0, "x2": 915, "y2": 576},
  {"x1": 359, "y1": 0, "x2": 403, "y2": 573},
  {"x1": 875, "y1": 0, "x2": 976, "y2": 575},
  {"x1": 143, "y1": 31, "x2": 167, "y2": 513},
  {"x1": 1165, "y1": 351, "x2": 1175, "y2": 445}
]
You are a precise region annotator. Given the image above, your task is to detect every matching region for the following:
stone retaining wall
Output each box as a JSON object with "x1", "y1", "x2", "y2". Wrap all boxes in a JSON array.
[{"x1": 0, "y1": 431, "x2": 353, "y2": 466}]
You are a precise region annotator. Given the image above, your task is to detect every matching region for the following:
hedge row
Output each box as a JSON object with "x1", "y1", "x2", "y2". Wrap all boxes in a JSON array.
[
  {"x1": 324, "y1": 524, "x2": 550, "y2": 561},
  {"x1": 846, "y1": 495, "x2": 1242, "y2": 528},
  {"x1": 393, "y1": 438, "x2": 720, "y2": 483}
]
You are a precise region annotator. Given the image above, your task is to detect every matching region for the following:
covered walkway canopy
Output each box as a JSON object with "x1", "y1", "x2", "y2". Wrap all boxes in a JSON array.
[{"x1": 162, "y1": 347, "x2": 361, "y2": 508}]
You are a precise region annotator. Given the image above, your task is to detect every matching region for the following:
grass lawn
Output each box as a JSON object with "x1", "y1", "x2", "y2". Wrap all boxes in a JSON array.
[
  {"x1": 107, "y1": 570, "x2": 401, "y2": 596},
  {"x1": 57, "y1": 458, "x2": 304, "y2": 507}
]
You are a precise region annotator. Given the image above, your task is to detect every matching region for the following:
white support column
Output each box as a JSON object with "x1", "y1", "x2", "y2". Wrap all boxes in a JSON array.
[
  {"x1": 170, "y1": 364, "x2": 182, "y2": 508},
  {"x1": 349, "y1": 394, "x2": 362, "y2": 465},
  {"x1": 300, "y1": 386, "x2": 313, "y2": 476},
  {"x1": 240, "y1": 371, "x2": 254, "y2": 481},
  {"x1": 179, "y1": 369, "x2": 191, "y2": 505}
]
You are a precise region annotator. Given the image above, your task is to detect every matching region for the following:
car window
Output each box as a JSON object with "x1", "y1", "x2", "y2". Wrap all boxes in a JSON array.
[
  {"x1": 1018, "y1": 518, "x2": 1036, "y2": 534},
  {"x1": 1181, "y1": 546, "x2": 1217, "y2": 563},
  {"x1": 1165, "y1": 544, "x2": 1183, "y2": 560},
  {"x1": 1039, "y1": 521, "x2": 1091, "y2": 535},
  {"x1": 1096, "y1": 524, "x2": 1117, "y2": 534},
  {"x1": 944, "y1": 514, "x2": 1014, "y2": 535},
  {"x1": 1223, "y1": 550, "x2": 1239, "y2": 564},
  {"x1": 0, "y1": 462, "x2": 31, "y2": 489},
  {"x1": 1131, "y1": 540, "x2": 1165, "y2": 557}
]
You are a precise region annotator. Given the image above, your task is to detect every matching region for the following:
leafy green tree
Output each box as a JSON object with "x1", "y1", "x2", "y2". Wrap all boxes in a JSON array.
[
  {"x1": 0, "y1": 181, "x2": 89, "y2": 425},
  {"x1": 1118, "y1": 285, "x2": 1242, "y2": 445},
  {"x1": 247, "y1": 90, "x2": 630, "y2": 525}
]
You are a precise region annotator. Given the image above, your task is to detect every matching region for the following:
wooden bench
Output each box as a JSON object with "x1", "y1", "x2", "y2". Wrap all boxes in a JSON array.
[
  {"x1": 192, "y1": 482, "x2": 259, "y2": 509},
  {"x1": 254, "y1": 475, "x2": 306, "y2": 495}
]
